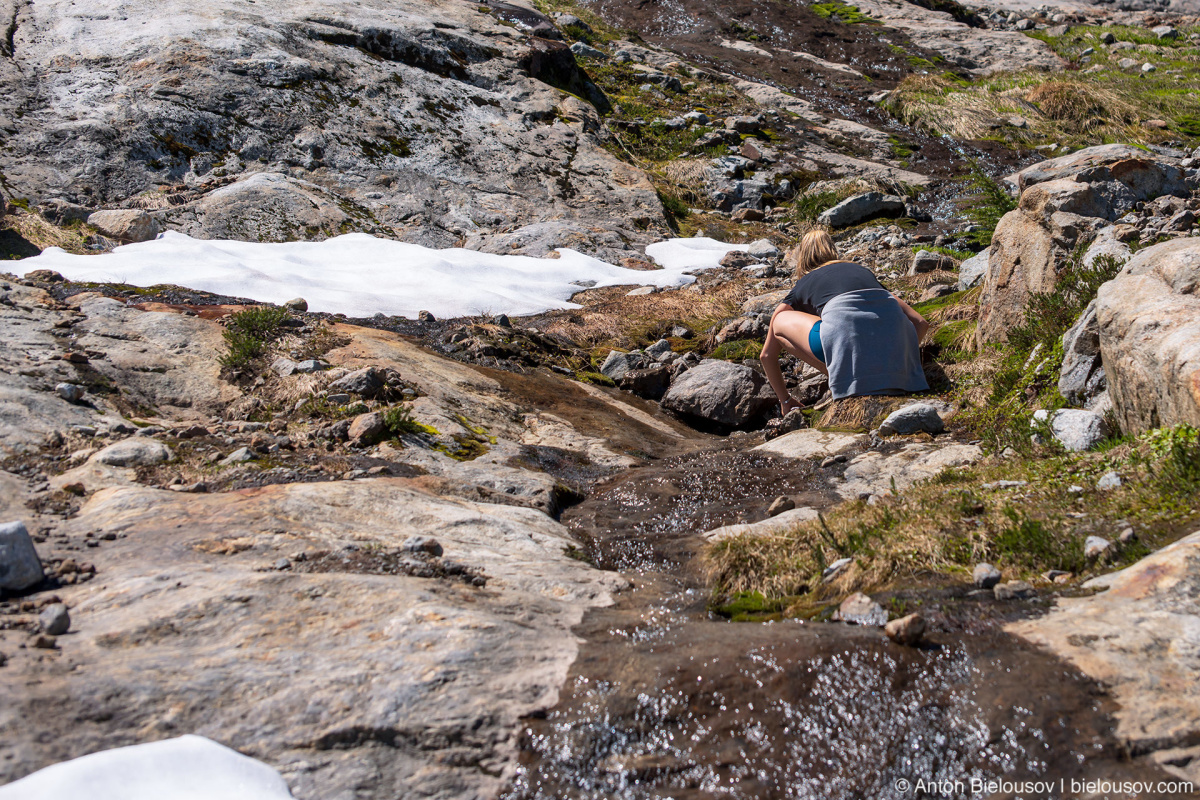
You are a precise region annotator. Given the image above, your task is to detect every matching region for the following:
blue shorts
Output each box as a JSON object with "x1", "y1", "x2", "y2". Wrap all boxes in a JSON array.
[{"x1": 809, "y1": 320, "x2": 825, "y2": 363}]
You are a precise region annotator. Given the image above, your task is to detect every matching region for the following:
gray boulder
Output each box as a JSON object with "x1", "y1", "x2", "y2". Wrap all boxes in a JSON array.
[
  {"x1": 909, "y1": 249, "x2": 955, "y2": 274},
  {"x1": 618, "y1": 365, "x2": 672, "y2": 401},
  {"x1": 1059, "y1": 300, "x2": 1105, "y2": 408},
  {"x1": 569, "y1": 41, "x2": 606, "y2": 60},
  {"x1": 817, "y1": 192, "x2": 906, "y2": 228},
  {"x1": 661, "y1": 359, "x2": 774, "y2": 427},
  {"x1": 957, "y1": 248, "x2": 989, "y2": 290},
  {"x1": 86, "y1": 210, "x2": 160, "y2": 243},
  {"x1": 878, "y1": 403, "x2": 945, "y2": 436},
  {"x1": 747, "y1": 239, "x2": 780, "y2": 259},
  {"x1": 0, "y1": 521, "x2": 44, "y2": 592},
  {"x1": 599, "y1": 350, "x2": 649, "y2": 382},
  {"x1": 1032, "y1": 409, "x2": 1110, "y2": 451},
  {"x1": 329, "y1": 367, "x2": 385, "y2": 399},
  {"x1": 93, "y1": 439, "x2": 173, "y2": 467}
]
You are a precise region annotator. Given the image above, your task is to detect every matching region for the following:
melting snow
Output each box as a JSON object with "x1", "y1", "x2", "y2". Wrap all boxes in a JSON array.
[
  {"x1": 25, "y1": 232, "x2": 749, "y2": 319},
  {"x1": 0, "y1": 735, "x2": 294, "y2": 800}
]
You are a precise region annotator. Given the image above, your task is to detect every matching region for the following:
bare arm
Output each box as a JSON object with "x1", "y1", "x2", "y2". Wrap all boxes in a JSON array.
[
  {"x1": 893, "y1": 294, "x2": 930, "y2": 342},
  {"x1": 760, "y1": 303, "x2": 800, "y2": 413}
]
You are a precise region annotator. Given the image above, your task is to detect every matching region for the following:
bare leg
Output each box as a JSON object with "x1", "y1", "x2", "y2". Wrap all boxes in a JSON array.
[{"x1": 760, "y1": 306, "x2": 826, "y2": 413}]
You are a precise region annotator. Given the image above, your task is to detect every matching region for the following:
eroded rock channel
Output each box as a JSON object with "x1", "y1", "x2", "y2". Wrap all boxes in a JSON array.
[{"x1": 504, "y1": 444, "x2": 1182, "y2": 799}]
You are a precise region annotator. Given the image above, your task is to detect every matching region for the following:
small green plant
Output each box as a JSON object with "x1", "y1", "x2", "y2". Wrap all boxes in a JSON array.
[
  {"x1": 960, "y1": 161, "x2": 1017, "y2": 247},
  {"x1": 992, "y1": 507, "x2": 1084, "y2": 573},
  {"x1": 809, "y1": 1, "x2": 877, "y2": 24},
  {"x1": 383, "y1": 404, "x2": 438, "y2": 437},
  {"x1": 1141, "y1": 424, "x2": 1200, "y2": 484},
  {"x1": 711, "y1": 339, "x2": 762, "y2": 360},
  {"x1": 219, "y1": 306, "x2": 290, "y2": 370}
]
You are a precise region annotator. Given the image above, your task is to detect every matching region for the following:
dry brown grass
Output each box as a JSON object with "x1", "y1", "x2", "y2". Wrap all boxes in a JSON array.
[
  {"x1": 889, "y1": 72, "x2": 1163, "y2": 147},
  {"x1": 703, "y1": 438, "x2": 1200, "y2": 604},
  {"x1": 537, "y1": 274, "x2": 757, "y2": 355},
  {"x1": 2, "y1": 210, "x2": 97, "y2": 256}
]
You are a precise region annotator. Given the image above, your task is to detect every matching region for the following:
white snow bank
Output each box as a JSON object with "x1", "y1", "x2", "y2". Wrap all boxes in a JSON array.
[
  {"x1": 645, "y1": 237, "x2": 748, "y2": 271},
  {"x1": 0, "y1": 735, "x2": 294, "y2": 800},
  {"x1": 24, "y1": 233, "x2": 749, "y2": 319}
]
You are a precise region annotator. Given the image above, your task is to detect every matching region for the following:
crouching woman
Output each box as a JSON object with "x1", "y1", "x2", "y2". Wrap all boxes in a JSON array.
[{"x1": 760, "y1": 230, "x2": 930, "y2": 414}]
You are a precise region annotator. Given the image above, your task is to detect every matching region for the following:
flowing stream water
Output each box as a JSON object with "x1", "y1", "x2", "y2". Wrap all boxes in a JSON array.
[{"x1": 503, "y1": 444, "x2": 1177, "y2": 799}]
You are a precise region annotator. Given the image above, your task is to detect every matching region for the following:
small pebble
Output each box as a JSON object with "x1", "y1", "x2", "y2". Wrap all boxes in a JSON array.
[
  {"x1": 38, "y1": 603, "x2": 70, "y2": 636},
  {"x1": 403, "y1": 536, "x2": 444, "y2": 557}
]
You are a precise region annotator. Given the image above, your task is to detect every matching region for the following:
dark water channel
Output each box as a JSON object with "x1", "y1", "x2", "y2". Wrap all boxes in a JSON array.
[{"x1": 504, "y1": 446, "x2": 1178, "y2": 799}]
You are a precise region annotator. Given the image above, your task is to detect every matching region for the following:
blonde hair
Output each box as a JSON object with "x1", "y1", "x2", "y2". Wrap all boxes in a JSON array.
[{"x1": 793, "y1": 230, "x2": 840, "y2": 277}]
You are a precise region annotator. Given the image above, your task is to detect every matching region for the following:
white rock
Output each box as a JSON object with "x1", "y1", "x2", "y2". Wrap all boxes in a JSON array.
[
  {"x1": 746, "y1": 239, "x2": 780, "y2": 259},
  {"x1": 1031, "y1": 409, "x2": 1110, "y2": 452},
  {"x1": 973, "y1": 562, "x2": 1001, "y2": 589},
  {"x1": 877, "y1": 403, "x2": 945, "y2": 436},
  {"x1": 754, "y1": 429, "x2": 866, "y2": 460},
  {"x1": 1097, "y1": 471, "x2": 1122, "y2": 490},
  {"x1": 1086, "y1": 535, "x2": 1112, "y2": 560}
]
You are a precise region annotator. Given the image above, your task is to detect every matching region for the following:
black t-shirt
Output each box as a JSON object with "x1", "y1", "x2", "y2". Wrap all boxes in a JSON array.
[{"x1": 782, "y1": 261, "x2": 884, "y2": 317}]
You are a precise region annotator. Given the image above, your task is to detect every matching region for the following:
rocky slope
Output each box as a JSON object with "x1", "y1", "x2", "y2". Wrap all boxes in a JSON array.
[{"x1": 3, "y1": 0, "x2": 1200, "y2": 796}]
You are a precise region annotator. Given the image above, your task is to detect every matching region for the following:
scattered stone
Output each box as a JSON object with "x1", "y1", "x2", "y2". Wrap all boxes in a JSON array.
[
  {"x1": 957, "y1": 248, "x2": 989, "y2": 291},
  {"x1": 816, "y1": 192, "x2": 906, "y2": 228},
  {"x1": 348, "y1": 412, "x2": 386, "y2": 445},
  {"x1": 885, "y1": 612, "x2": 926, "y2": 646},
  {"x1": 600, "y1": 350, "x2": 648, "y2": 382},
  {"x1": 24, "y1": 269, "x2": 65, "y2": 283},
  {"x1": 31, "y1": 634, "x2": 57, "y2": 650},
  {"x1": 271, "y1": 357, "x2": 299, "y2": 377},
  {"x1": 55, "y1": 383, "x2": 85, "y2": 404},
  {"x1": 177, "y1": 425, "x2": 209, "y2": 439},
  {"x1": 220, "y1": 447, "x2": 254, "y2": 465},
  {"x1": 1141, "y1": 62, "x2": 1156, "y2": 73},
  {"x1": 909, "y1": 250, "x2": 955, "y2": 275},
  {"x1": 1014, "y1": 18, "x2": 1035, "y2": 30},
  {"x1": 1031, "y1": 409, "x2": 1110, "y2": 452},
  {"x1": 994, "y1": 580, "x2": 1036, "y2": 601},
  {"x1": 93, "y1": 439, "x2": 173, "y2": 467},
  {"x1": 1085, "y1": 535, "x2": 1112, "y2": 560},
  {"x1": 0, "y1": 521, "x2": 45, "y2": 592},
  {"x1": 877, "y1": 403, "x2": 945, "y2": 436},
  {"x1": 1118, "y1": 57, "x2": 1140, "y2": 70},
  {"x1": 1097, "y1": 471, "x2": 1122, "y2": 490},
  {"x1": 569, "y1": 41, "x2": 606, "y2": 60},
  {"x1": 822, "y1": 557, "x2": 853, "y2": 582},
  {"x1": 820, "y1": 454, "x2": 848, "y2": 468},
  {"x1": 38, "y1": 603, "x2": 70, "y2": 636},
  {"x1": 617, "y1": 365, "x2": 672, "y2": 401},
  {"x1": 767, "y1": 496, "x2": 795, "y2": 517},
  {"x1": 973, "y1": 563, "x2": 1002, "y2": 589},
  {"x1": 294, "y1": 359, "x2": 325, "y2": 374},
  {"x1": 833, "y1": 592, "x2": 887, "y2": 626},
  {"x1": 1151, "y1": 25, "x2": 1177, "y2": 40},
  {"x1": 1118, "y1": 526, "x2": 1137, "y2": 544},
  {"x1": 62, "y1": 351, "x2": 89, "y2": 364},
  {"x1": 1100, "y1": 31, "x2": 1116, "y2": 44},
  {"x1": 402, "y1": 536, "x2": 444, "y2": 557},
  {"x1": 495, "y1": 314, "x2": 512, "y2": 328},
  {"x1": 329, "y1": 367, "x2": 385, "y2": 399},
  {"x1": 981, "y1": 479, "x2": 1027, "y2": 490},
  {"x1": 284, "y1": 297, "x2": 308, "y2": 312},
  {"x1": 626, "y1": 286, "x2": 656, "y2": 296},
  {"x1": 326, "y1": 393, "x2": 352, "y2": 405},
  {"x1": 645, "y1": 339, "x2": 672, "y2": 359},
  {"x1": 747, "y1": 239, "x2": 780, "y2": 259},
  {"x1": 670, "y1": 325, "x2": 693, "y2": 339},
  {"x1": 731, "y1": 207, "x2": 764, "y2": 223},
  {"x1": 763, "y1": 408, "x2": 808, "y2": 441}
]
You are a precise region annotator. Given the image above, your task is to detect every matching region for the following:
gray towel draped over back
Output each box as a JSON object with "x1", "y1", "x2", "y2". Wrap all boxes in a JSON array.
[{"x1": 819, "y1": 288, "x2": 928, "y2": 399}]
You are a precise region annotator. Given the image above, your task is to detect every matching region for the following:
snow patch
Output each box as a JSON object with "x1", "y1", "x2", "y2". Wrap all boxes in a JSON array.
[
  {"x1": 25, "y1": 233, "x2": 746, "y2": 319},
  {"x1": 0, "y1": 735, "x2": 294, "y2": 800}
]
